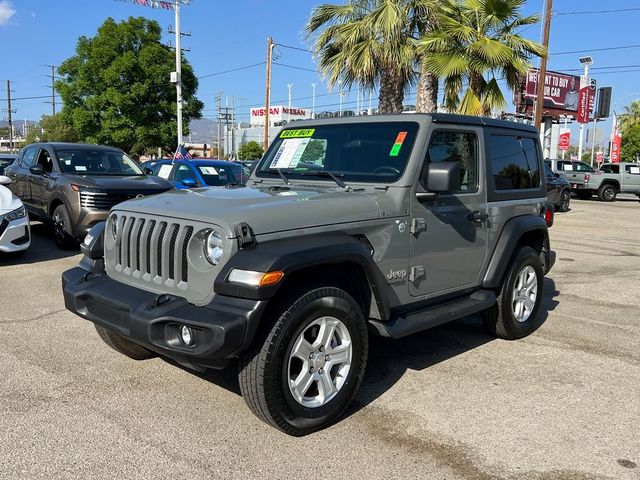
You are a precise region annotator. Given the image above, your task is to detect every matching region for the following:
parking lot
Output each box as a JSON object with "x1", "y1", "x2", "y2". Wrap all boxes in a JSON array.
[{"x1": 0, "y1": 198, "x2": 638, "y2": 480}]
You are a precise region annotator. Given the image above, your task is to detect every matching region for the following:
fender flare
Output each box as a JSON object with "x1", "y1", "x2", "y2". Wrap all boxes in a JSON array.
[
  {"x1": 482, "y1": 215, "x2": 549, "y2": 289},
  {"x1": 214, "y1": 233, "x2": 390, "y2": 320}
]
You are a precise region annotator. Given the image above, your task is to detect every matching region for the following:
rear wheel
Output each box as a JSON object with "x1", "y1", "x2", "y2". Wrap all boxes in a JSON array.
[
  {"x1": 94, "y1": 325, "x2": 156, "y2": 360},
  {"x1": 597, "y1": 184, "x2": 617, "y2": 202},
  {"x1": 238, "y1": 286, "x2": 368, "y2": 436},
  {"x1": 557, "y1": 189, "x2": 571, "y2": 212},
  {"x1": 52, "y1": 204, "x2": 77, "y2": 250},
  {"x1": 483, "y1": 246, "x2": 544, "y2": 340}
]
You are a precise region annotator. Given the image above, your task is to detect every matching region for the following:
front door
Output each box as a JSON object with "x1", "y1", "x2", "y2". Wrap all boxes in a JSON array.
[
  {"x1": 29, "y1": 147, "x2": 55, "y2": 216},
  {"x1": 7, "y1": 146, "x2": 39, "y2": 209},
  {"x1": 623, "y1": 164, "x2": 640, "y2": 191},
  {"x1": 409, "y1": 126, "x2": 489, "y2": 297}
]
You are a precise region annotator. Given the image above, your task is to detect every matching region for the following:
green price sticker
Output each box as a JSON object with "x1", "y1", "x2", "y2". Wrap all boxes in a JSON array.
[
  {"x1": 280, "y1": 128, "x2": 315, "y2": 139},
  {"x1": 389, "y1": 143, "x2": 402, "y2": 157}
]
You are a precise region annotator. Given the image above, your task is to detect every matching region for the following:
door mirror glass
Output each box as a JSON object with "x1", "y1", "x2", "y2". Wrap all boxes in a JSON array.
[
  {"x1": 29, "y1": 164, "x2": 45, "y2": 176},
  {"x1": 181, "y1": 178, "x2": 198, "y2": 187}
]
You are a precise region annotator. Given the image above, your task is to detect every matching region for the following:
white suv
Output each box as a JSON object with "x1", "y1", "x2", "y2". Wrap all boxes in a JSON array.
[{"x1": 0, "y1": 176, "x2": 30, "y2": 254}]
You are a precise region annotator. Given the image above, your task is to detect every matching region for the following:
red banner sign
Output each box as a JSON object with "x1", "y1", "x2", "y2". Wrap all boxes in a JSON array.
[
  {"x1": 610, "y1": 134, "x2": 622, "y2": 163},
  {"x1": 558, "y1": 129, "x2": 571, "y2": 150}
]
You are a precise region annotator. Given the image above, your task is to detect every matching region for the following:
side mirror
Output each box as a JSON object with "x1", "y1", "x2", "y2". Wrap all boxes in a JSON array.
[
  {"x1": 29, "y1": 165, "x2": 45, "y2": 176},
  {"x1": 417, "y1": 161, "x2": 461, "y2": 202},
  {"x1": 181, "y1": 178, "x2": 198, "y2": 188},
  {"x1": 0, "y1": 175, "x2": 11, "y2": 186},
  {"x1": 555, "y1": 172, "x2": 561, "y2": 178},
  {"x1": 143, "y1": 167, "x2": 153, "y2": 175}
]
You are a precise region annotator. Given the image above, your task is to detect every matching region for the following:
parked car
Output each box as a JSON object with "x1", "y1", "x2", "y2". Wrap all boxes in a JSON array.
[
  {"x1": 0, "y1": 154, "x2": 17, "y2": 175},
  {"x1": 544, "y1": 159, "x2": 595, "y2": 199},
  {"x1": 0, "y1": 175, "x2": 30, "y2": 255},
  {"x1": 63, "y1": 113, "x2": 555, "y2": 436},
  {"x1": 580, "y1": 162, "x2": 640, "y2": 202},
  {"x1": 141, "y1": 158, "x2": 249, "y2": 189},
  {"x1": 4, "y1": 143, "x2": 174, "y2": 249},
  {"x1": 544, "y1": 164, "x2": 571, "y2": 212}
]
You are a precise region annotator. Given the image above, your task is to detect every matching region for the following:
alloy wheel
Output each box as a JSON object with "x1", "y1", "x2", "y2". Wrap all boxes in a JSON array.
[{"x1": 511, "y1": 265, "x2": 538, "y2": 323}]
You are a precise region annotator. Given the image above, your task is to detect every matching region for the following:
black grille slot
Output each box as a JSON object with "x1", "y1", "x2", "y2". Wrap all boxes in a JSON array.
[
  {"x1": 125, "y1": 218, "x2": 135, "y2": 269},
  {"x1": 156, "y1": 222, "x2": 167, "y2": 276},
  {"x1": 145, "y1": 220, "x2": 156, "y2": 275},
  {"x1": 168, "y1": 225, "x2": 179, "y2": 280},
  {"x1": 181, "y1": 227, "x2": 194, "y2": 282},
  {"x1": 135, "y1": 219, "x2": 145, "y2": 272},
  {"x1": 118, "y1": 216, "x2": 126, "y2": 266}
]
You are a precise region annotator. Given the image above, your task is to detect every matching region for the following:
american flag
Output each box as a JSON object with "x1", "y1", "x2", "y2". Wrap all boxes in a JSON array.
[{"x1": 173, "y1": 144, "x2": 193, "y2": 160}]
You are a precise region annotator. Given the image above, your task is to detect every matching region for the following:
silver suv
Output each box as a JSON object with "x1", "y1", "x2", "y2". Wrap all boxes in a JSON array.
[{"x1": 63, "y1": 114, "x2": 555, "y2": 435}]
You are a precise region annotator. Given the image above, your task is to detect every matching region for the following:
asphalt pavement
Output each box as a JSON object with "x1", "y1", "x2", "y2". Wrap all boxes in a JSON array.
[{"x1": 0, "y1": 198, "x2": 639, "y2": 480}]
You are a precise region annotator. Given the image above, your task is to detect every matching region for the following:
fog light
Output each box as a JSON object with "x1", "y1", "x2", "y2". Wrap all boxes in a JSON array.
[{"x1": 180, "y1": 325, "x2": 194, "y2": 346}]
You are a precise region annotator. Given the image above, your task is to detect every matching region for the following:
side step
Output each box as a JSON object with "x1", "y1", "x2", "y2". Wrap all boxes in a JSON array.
[{"x1": 369, "y1": 290, "x2": 496, "y2": 339}]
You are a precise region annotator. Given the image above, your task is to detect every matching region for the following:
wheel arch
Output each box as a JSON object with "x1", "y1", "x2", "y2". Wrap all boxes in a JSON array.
[{"x1": 483, "y1": 215, "x2": 549, "y2": 290}]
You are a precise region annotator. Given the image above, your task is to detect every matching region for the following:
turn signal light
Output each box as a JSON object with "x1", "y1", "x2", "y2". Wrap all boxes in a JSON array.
[{"x1": 260, "y1": 271, "x2": 285, "y2": 286}]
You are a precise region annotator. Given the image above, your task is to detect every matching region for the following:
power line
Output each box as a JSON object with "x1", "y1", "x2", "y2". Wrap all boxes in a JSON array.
[
  {"x1": 272, "y1": 62, "x2": 318, "y2": 73},
  {"x1": 556, "y1": 7, "x2": 640, "y2": 16},
  {"x1": 198, "y1": 62, "x2": 265, "y2": 79},
  {"x1": 552, "y1": 44, "x2": 640, "y2": 56},
  {"x1": 0, "y1": 94, "x2": 62, "y2": 102},
  {"x1": 276, "y1": 43, "x2": 313, "y2": 54}
]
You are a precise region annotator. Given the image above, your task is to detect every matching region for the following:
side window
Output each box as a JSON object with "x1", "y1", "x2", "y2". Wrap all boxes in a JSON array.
[
  {"x1": 489, "y1": 135, "x2": 538, "y2": 190},
  {"x1": 627, "y1": 165, "x2": 640, "y2": 175},
  {"x1": 173, "y1": 164, "x2": 197, "y2": 184},
  {"x1": 544, "y1": 165, "x2": 555, "y2": 178},
  {"x1": 558, "y1": 161, "x2": 573, "y2": 171},
  {"x1": 35, "y1": 149, "x2": 54, "y2": 173},
  {"x1": 600, "y1": 164, "x2": 618, "y2": 174},
  {"x1": 422, "y1": 130, "x2": 478, "y2": 193},
  {"x1": 20, "y1": 147, "x2": 38, "y2": 168}
]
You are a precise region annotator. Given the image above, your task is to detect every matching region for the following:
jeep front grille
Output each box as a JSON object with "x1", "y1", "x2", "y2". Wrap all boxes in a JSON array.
[{"x1": 113, "y1": 214, "x2": 193, "y2": 285}]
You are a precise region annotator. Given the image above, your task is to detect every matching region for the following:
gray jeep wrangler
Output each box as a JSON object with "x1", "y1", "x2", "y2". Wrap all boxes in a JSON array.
[{"x1": 62, "y1": 114, "x2": 555, "y2": 436}]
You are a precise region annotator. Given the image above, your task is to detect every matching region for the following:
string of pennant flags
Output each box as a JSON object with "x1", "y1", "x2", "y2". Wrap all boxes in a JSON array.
[{"x1": 117, "y1": 0, "x2": 192, "y2": 10}]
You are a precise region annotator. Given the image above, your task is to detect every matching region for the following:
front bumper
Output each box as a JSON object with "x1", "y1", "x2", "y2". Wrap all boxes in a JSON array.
[
  {"x1": 0, "y1": 215, "x2": 31, "y2": 253},
  {"x1": 62, "y1": 266, "x2": 267, "y2": 370},
  {"x1": 72, "y1": 209, "x2": 110, "y2": 239}
]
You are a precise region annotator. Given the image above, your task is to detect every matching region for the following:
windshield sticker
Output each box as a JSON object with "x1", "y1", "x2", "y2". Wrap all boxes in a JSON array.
[
  {"x1": 280, "y1": 128, "x2": 315, "y2": 139},
  {"x1": 270, "y1": 138, "x2": 311, "y2": 169},
  {"x1": 390, "y1": 131, "x2": 408, "y2": 157},
  {"x1": 200, "y1": 166, "x2": 218, "y2": 175},
  {"x1": 157, "y1": 164, "x2": 173, "y2": 179},
  {"x1": 630, "y1": 166, "x2": 640, "y2": 174},
  {"x1": 75, "y1": 165, "x2": 87, "y2": 172}
]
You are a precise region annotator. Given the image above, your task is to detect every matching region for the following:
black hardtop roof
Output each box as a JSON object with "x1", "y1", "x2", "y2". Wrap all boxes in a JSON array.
[
  {"x1": 280, "y1": 112, "x2": 538, "y2": 134},
  {"x1": 30, "y1": 142, "x2": 124, "y2": 152}
]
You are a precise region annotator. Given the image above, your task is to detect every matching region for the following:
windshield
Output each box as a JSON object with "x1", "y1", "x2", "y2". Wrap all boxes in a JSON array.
[
  {"x1": 57, "y1": 149, "x2": 144, "y2": 176},
  {"x1": 255, "y1": 122, "x2": 419, "y2": 183},
  {"x1": 196, "y1": 164, "x2": 245, "y2": 186}
]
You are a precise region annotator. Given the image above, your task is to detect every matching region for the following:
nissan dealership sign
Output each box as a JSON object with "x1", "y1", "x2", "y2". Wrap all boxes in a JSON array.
[{"x1": 250, "y1": 105, "x2": 312, "y2": 126}]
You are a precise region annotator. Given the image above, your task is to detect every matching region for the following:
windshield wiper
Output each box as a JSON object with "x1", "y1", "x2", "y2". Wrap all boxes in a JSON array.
[
  {"x1": 267, "y1": 168, "x2": 291, "y2": 185},
  {"x1": 301, "y1": 171, "x2": 350, "y2": 190}
]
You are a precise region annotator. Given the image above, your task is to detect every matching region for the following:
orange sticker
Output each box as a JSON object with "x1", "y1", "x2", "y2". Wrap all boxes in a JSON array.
[{"x1": 394, "y1": 131, "x2": 408, "y2": 144}]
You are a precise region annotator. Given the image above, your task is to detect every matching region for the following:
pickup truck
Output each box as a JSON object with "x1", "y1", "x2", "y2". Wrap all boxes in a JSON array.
[
  {"x1": 581, "y1": 162, "x2": 640, "y2": 201},
  {"x1": 544, "y1": 159, "x2": 595, "y2": 199}
]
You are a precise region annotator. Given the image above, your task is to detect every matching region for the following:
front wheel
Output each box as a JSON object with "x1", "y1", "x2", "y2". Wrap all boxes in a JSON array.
[
  {"x1": 482, "y1": 246, "x2": 544, "y2": 340},
  {"x1": 238, "y1": 287, "x2": 368, "y2": 436},
  {"x1": 52, "y1": 204, "x2": 78, "y2": 250},
  {"x1": 557, "y1": 190, "x2": 571, "y2": 212}
]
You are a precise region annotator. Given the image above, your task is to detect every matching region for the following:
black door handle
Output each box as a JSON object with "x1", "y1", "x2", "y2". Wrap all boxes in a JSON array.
[{"x1": 467, "y1": 211, "x2": 489, "y2": 224}]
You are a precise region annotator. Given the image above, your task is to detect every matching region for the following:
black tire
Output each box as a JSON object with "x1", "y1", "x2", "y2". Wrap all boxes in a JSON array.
[
  {"x1": 52, "y1": 204, "x2": 78, "y2": 250},
  {"x1": 482, "y1": 246, "x2": 544, "y2": 340},
  {"x1": 576, "y1": 190, "x2": 592, "y2": 200},
  {"x1": 238, "y1": 287, "x2": 368, "y2": 436},
  {"x1": 597, "y1": 184, "x2": 617, "y2": 202},
  {"x1": 557, "y1": 189, "x2": 571, "y2": 212},
  {"x1": 94, "y1": 325, "x2": 156, "y2": 360}
]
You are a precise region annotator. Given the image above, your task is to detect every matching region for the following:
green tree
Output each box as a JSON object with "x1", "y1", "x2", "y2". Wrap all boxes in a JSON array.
[
  {"x1": 56, "y1": 17, "x2": 203, "y2": 155},
  {"x1": 418, "y1": 0, "x2": 545, "y2": 116},
  {"x1": 306, "y1": 0, "x2": 418, "y2": 113},
  {"x1": 620, "y1": 100, "x2": 640, "y2": 132},
  {"x1": 621, "y1": 125, "x2": 640, "y2": 162},
  {"x1": 24, "y1": 114, "x2": 79, "y2": 144},
  {"x1": 238, "y1": 141, "x2": 264, "y2": 160}
]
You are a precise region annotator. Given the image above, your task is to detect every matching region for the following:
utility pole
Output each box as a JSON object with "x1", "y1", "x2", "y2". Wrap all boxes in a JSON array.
[
  {"x1": 339, "y1": 91, "x2": 345, "y2": 117},
  {"x1": 45, "y1": 64, "x2": 57, "y2": 115},
  {"x1": 231, "y1": 96, "x2": 236, "y2": 159},
  {"x1": 174, "y1": 0, "x2": 184, "y2": 148},
  {"x1": 264, "y1": 36, "x2": 274, "y2": 151},
  {"x1": 311, "y1": 83, "x2": 316, "y2": 119},
  {"x1": 6, "y1": 80, "x2": 14, "y2": 151},
  {"x1": 215, "y1": 92, "x2": 222, "y2": 158},
  {"x1": 534, "y1": 0, "x2": 553, "y2": 131}
]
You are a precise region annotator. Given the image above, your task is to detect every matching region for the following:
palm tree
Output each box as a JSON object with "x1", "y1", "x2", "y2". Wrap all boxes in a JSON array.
[
  {"x1": 408, "y1": 0, "x2": 440, "y2": 112},
  {"x1": 418, "y1": 0, "x2": 545, "y2": 116},
  {"x1": 620, "y1": 100, "x2": 640, "y2": 131},
  {"x1": 306, "y1": 0, "x2": 417, "y2": 114}
]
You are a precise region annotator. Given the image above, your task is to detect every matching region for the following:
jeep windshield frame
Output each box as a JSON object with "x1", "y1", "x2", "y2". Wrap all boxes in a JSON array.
[{"x1": 255, "y1": 121, "x2": 420, "y2": 184}]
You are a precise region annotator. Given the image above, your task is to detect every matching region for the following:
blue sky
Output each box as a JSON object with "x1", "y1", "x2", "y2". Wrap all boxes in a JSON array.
[{"x1": 1, "y1": 0, "x2": 639, "y2": 142}]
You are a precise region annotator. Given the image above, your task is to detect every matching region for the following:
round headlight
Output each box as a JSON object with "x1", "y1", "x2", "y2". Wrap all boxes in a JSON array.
[
  {"x1": 109, "y1": 215, "x2": 118, "y2": 239},
  {"x1": 204, "y1": 230, "x2": 224, "y2": 265}
]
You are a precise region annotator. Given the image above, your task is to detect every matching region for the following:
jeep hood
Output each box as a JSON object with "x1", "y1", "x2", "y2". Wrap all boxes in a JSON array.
[{"x1": 116, "y1": 185, "x2": 381, "y2": 236}]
